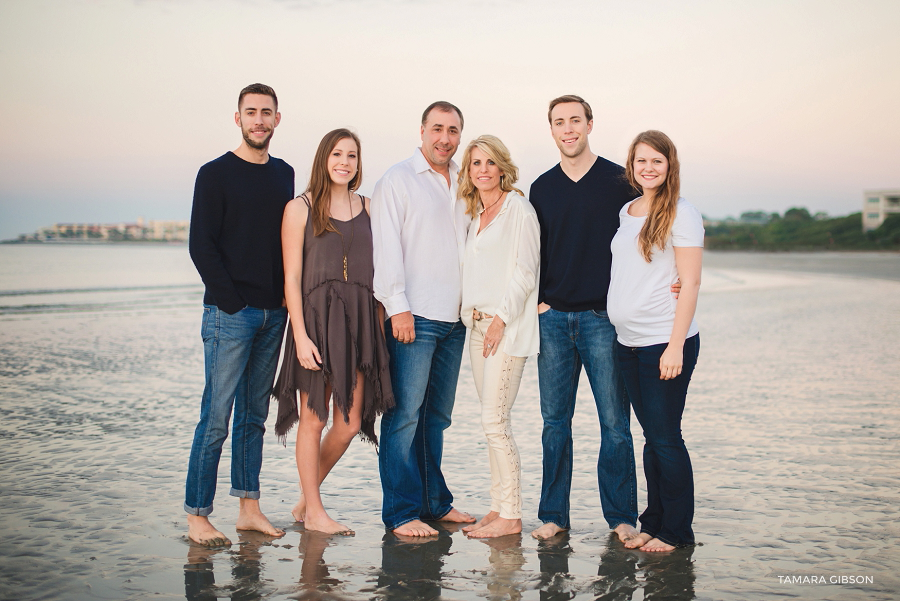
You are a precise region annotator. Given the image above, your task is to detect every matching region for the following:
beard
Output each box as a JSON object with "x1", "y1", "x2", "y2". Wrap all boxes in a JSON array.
[{"x1": 242, "y1": 127, "x2": 273, "y2": 150}]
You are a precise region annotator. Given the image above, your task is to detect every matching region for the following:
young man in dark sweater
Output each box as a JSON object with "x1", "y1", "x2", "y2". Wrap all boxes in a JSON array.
[
  {"x1": 185, "y1": 83, "x2": 294, "y2": 546},
  {"x1": 529, "y1": 95, "x2": 640, "y2": 543}
]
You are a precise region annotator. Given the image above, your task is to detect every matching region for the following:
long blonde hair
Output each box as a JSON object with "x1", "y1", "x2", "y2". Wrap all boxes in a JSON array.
[
  {"x1": 305, "y1": 128, "x2": 362, "y2": 236},
  {"x1": 457, "y1": 135, "x2": 523, "y2": 217},
  {"x1": 625, "y1": 130, "x2": 681, "y2": 262}
]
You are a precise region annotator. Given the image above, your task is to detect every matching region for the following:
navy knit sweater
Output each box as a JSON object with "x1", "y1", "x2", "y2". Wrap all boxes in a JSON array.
[
  {"x1": 529, "y1": 157, "x2": 637, "y2": 312},
  {"x1": 189, "y1": 151, "x2": 294, "y2": 314}
]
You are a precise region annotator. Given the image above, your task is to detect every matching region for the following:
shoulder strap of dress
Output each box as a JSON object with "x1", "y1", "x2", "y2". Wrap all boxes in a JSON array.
[{"x1": 299, "y1": 193, "x2": 311, "y2": 209}]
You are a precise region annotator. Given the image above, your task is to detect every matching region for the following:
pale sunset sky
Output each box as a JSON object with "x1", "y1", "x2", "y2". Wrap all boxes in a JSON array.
[{"x1": 0, "y1": 0, "x2": 898, "y2": 240}]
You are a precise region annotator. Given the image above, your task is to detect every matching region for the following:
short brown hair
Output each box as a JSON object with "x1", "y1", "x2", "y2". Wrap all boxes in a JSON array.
[
  {"x1": 421, "y1": 101, "x2": 464, "y2": 131},
  {"x1": 239, "y1": 83, "x2": 278, "y2": 110},
  {"x1": 547, "y1": 94, "x2": 592, "y2": 123}
]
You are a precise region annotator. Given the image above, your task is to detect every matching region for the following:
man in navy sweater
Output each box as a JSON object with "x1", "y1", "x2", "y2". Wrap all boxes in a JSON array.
[
  {"x1": 529, "y1": 95, "x2": 640, "y2": 543},
  {"x1": 185, "y1": 83, "x2": 294, "y2": 546}
]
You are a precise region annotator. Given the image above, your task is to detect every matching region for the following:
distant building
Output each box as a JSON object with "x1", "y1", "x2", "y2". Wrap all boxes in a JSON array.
[
  {"x1": 32, "y1": 218, "x2": 190, "y2": 242},
  {"x1": 863, "y1": 189, "x2": 900, "y2": 232}
]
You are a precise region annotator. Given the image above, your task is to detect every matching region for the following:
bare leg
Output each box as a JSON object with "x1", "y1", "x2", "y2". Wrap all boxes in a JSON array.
[
  {"x1": 531, "y1": 522, "x2": 568, "y2": 540},
  {"x1": 624, "y1": 532, "x2": 653, "y2": 549},
  {"x1": 187, "y1": 514, "x2": 231, "y2": 547},
  {"x1": 293, "y1": 374, "x2": 364, "y2": 524},
  {"x1": 235, "y1": 498, "x2": 284, "y2": 537},
  {"x1": 295, "y1": 377, "x2": 362, "y2": 534},
  {"x1": 614, "y1": 523, "x2": 641, "y2": 543},
  {"x1": 639, "y1": 537, "x2": 675, "y2": 552},
  {"x1": 463, "y1": 510, "x2": 500, "y2": 533}
]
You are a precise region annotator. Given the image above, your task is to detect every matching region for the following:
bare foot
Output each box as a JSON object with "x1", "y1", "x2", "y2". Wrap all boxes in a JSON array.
[
  {"x1": 624, "y1": 532, "x2": 652, "y2": 549},
  {"x1": 187, "y1": 515, "x2": 232, "y2": 547},
  {"x1": 235, "y1": 499, "x2": 285, "y2": 538},
  {"x1": 466, "y1": 517, "x2": 522, "y2": 539},
  {"x1": 639, "y1": 537, "x2": 675, "y2": 552},
  {"x1": 303, "y1": 513, "x2": 354, "y2": 535},
  {"x1": 614, "y1": 523, "x2": 641, "y2": 544},
  {"x1": 439, "y1": 508, "x2": 476, "y2": 523},
  {"x1": 531, "y1": 522, "x2": 567, "y2": 540},
  {"x1": 463, "y1": 511, "x2": 499, "y2": 533},
  {"x1": 393, "y1": 519, "x2": 438, "y2": 537},
  {"x1": 291, "y1": 495, "x2": 306, "y2": 523}
]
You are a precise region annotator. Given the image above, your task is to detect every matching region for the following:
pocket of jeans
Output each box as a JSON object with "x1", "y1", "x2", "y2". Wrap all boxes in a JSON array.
[
  {"x1": 590, "y1": 309, "x2": 607, "y2": 318},
  {"x1": 201, "y1": 307, "x2": 212, "y2": 340}
]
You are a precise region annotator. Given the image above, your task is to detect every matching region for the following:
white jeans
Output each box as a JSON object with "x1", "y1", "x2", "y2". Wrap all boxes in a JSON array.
[{"x1": 469, "y1": 319, "x2": 527, "y2": 519}]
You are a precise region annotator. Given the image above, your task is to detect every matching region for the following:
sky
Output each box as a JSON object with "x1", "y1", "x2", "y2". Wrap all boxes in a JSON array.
[{"x1": 0, "y1": 0, "x2": 898, "y2": 240}]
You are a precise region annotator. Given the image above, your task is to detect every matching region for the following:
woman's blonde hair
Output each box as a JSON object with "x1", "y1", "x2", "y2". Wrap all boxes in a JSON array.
[
  {"x1": 306, "y1": 128, "x2": 362, "y2": 236},
  {"x1": 457, "y1": 135, "x2": 523, "y2": 217},
  {"x1": 625, "y1": 130, "x2": 681, "y2": 262}
]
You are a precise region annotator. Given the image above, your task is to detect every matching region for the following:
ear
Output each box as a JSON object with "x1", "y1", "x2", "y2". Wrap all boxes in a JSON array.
[
  {"x1": 420, "y1": 124, "x2": 425, "y2": 140},
  {"x1": 274, "y1": 111, "x2": 281, "y2": 128},
  {"x1": 234, "y1": 111, "x2": 241, "y2": 126},
  {"x1": 586, "y1": 119, "x2": 594, "y2": 135}
]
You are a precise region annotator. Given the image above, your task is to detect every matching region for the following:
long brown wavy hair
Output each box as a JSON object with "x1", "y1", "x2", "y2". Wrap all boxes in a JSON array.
[
  {"x1": 625, "y1": 130, "x2": 681, "y2": 262},
  {"x1": 305, "y1": 128, "x2": 362, "y2": 236},
  {"x1": 457, "y1": 135, "x2": 524, "y2": 218}
]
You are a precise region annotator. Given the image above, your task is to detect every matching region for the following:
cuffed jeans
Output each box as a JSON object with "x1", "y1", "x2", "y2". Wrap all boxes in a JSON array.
[
  {"x1": 537, "y1": 308, "x2": 638, "y2": 530},
  {"x1": 184, "y1": 304, "x2": 287, "y2": 516},
  {"x1": 617, "y1": 333, "x2": 699, "y2": 547},
  {"x1": 469, "y1": 320, "x2": 527, "y2": 520},
  {"x1": 379, "y1": 316, "x2": 466, "y2": 530}
]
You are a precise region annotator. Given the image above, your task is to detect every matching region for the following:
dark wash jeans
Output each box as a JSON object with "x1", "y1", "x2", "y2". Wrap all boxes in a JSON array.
[
  {"x1": 617, "y1": 333, "x2": 699, "y2": 547},
  {"x1": 379, "y1": 316, "x2": 466, "y2": 530},
  {"x1": 184, "y1": 304, "x2": 287, "y2": 516},
  {"x1": 537, "y1": 308, "x2": 638, "y2": 530}
]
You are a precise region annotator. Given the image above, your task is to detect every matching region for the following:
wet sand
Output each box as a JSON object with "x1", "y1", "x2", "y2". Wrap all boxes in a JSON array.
[{"x1": 0, "y1": 248, "x2": 898, "y2": 600}]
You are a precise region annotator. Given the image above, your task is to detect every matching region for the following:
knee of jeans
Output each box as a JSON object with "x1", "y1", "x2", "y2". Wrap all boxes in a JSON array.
[{"x1": 480, "y1": 410, "x2": 504, "y2": 434}]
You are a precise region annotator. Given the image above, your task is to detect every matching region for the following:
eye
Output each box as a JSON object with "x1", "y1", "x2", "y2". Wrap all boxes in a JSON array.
[{"x1": 488, "y1": 160, "x2": 495, "y2": 165}]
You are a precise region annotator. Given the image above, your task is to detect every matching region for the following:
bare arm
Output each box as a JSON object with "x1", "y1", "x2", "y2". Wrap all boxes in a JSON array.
[
  {"x1": 659, "y1": 246, "x2": 702, "y2": 380},
  {"x1": 282, "y1": 197, "x2": 322, "y2": 370}
]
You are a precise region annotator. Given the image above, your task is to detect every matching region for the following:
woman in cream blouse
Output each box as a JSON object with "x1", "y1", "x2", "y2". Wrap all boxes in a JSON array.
[{"x1": 458, "y1": 135, "x2": 540, "y2": 538}]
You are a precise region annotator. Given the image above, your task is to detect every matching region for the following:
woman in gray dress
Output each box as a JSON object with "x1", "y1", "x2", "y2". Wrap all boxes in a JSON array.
[{"x1": 273, "y1": 128, "x2": 393, "y2": 534}]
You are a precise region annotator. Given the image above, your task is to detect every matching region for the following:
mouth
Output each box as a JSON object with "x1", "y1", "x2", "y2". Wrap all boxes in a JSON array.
[
  {"x1": 333, "y1": 169, "x2": 351, "y2": 176},
  {"x1": 561, "y1": 137, "x2": 578, "y2": 145}
]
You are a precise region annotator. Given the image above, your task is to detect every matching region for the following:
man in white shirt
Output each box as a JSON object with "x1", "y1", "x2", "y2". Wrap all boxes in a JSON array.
[{"x1": 371, "y1": 102, "x2": 476, "y2": 537}]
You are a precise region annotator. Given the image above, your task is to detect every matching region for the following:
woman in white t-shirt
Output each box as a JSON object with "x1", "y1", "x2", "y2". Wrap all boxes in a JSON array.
[
  {"x1": 607, "y1": 130, "x2": 703, "y2": 551},
  {"x1": 458, "y1": 135, "x2": 541, "y2": 538}
]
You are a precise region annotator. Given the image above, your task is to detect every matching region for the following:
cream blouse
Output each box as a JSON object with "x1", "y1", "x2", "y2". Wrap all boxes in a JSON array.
[{"x1": 460, "y1": 190, "x2": 541, "y2": 357}]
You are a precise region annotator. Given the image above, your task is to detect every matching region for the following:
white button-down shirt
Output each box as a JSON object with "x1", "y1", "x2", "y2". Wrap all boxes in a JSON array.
[
  {"x1": 460, "y1": 190, "x2": 541, "y2": 357},
  {"x1": 371, "y1": 149, "x2": 470, "y2": 322}
]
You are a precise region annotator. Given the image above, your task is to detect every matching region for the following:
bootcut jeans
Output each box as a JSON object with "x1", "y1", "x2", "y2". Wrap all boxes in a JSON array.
[
  {"x1": 379, "y1": 316, "x2": 466, "y2": 530},
  {"x1": 184, "y1": 304, "x2": 287, "y2": 516},
  {"x1": 537, "y1": 307, "x2": 638, "y2": 530}
]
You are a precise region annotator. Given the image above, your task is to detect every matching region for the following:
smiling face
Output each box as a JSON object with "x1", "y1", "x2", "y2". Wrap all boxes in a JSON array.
[
  {"x1": 420, "y1": 108, "x2": 462, "y2": 170},
  {"x1": 550, "y1": 102, "x2": 592, "y2": 158},
  {"x1": 468, "y1": 146, "x2": 502, "y2": 197},
  {"x1": 632, "y1": 142, "x2": 669, "y2": 193},
  {"x1": 235, "y1": 93, "x2": 280, "y2": 150},
  {"x1": 326, "y1": 136, "x2": 359, "y2": 186}
]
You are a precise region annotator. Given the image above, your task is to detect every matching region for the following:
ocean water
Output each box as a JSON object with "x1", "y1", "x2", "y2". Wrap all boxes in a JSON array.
[{"x1": 0, "y1": 245, "x2": 897, "y2": 601}]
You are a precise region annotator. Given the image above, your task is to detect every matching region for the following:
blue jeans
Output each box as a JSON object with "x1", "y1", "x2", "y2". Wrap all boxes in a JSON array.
[
  {"x1": 617, "y1": 334, "x2": 699, "y2": 547},
  {"x1": 537, "y1": 308, "x2": 637, "y2": 530},
  {"x1": 184, "y1": 304, "x2": 287, "y2": 516},
  {"x1": 379, "y1": 316, "x2": 466, "y2": 530}
]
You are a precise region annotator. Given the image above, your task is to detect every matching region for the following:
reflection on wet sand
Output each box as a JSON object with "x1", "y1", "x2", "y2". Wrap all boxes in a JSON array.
[
  {"x1": 184, "y1": 531, "x2": 277, "y2": 601},
  {"x1": 295, "y1": 529, "x2": 343, "y2": 599},
  {"x1": 376, "y1": 524, "x2": 456, "y2": 600},
  {"x1": 592, "y1": 533, "x2": 695, "y2": 601},
  {"x1": 482, "y1": 534, "x2": 527, "y2": 600}
]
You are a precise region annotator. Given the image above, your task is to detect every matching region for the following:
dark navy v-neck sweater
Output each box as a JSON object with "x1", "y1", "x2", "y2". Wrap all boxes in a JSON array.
[
  {"x1": 189, "y1": 151, "x2": 295, "y2": 314},
  {"x1": 529, "y1": 157, "x2": 637, "y2": 313}
]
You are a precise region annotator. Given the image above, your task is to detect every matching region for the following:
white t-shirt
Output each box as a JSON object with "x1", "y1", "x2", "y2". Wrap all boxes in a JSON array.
[{"x1": 607, "y1": 197, "x2": 704, "y2": 347}]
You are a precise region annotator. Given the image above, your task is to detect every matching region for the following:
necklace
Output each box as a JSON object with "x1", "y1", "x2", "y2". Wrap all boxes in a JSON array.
[
  {"x1": 481, "y1": 191, "x2": 504, "y2": 214},
  {"x1": 333, "y1": 191, "x2": 355, "y2": 281}
]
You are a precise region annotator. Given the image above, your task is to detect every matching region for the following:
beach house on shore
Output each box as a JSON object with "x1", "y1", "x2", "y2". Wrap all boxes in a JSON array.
[{"x1": 863, "y1": 189, "x2": 900, "y2": 232}]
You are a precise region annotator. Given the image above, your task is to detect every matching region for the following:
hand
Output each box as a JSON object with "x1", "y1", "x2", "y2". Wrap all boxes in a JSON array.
[
  {"x1": 391, "y1": 311, "x2": 416, "y2": 344},
  {"x1": 483, "y1": 316, "x2": 505, "y2": 358},
  {"x1": 537, "y1": 302, "x2": 551, "y2": 315},
  {"x1": 671, "y1": 278, "x2": 682, "y2": 299},
  {"x1": 659, "y1": 344, "x2": 683, "y2": 380},
  {"x1": 295, "y1": 334, "x2": 322, "y2": 371}
]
